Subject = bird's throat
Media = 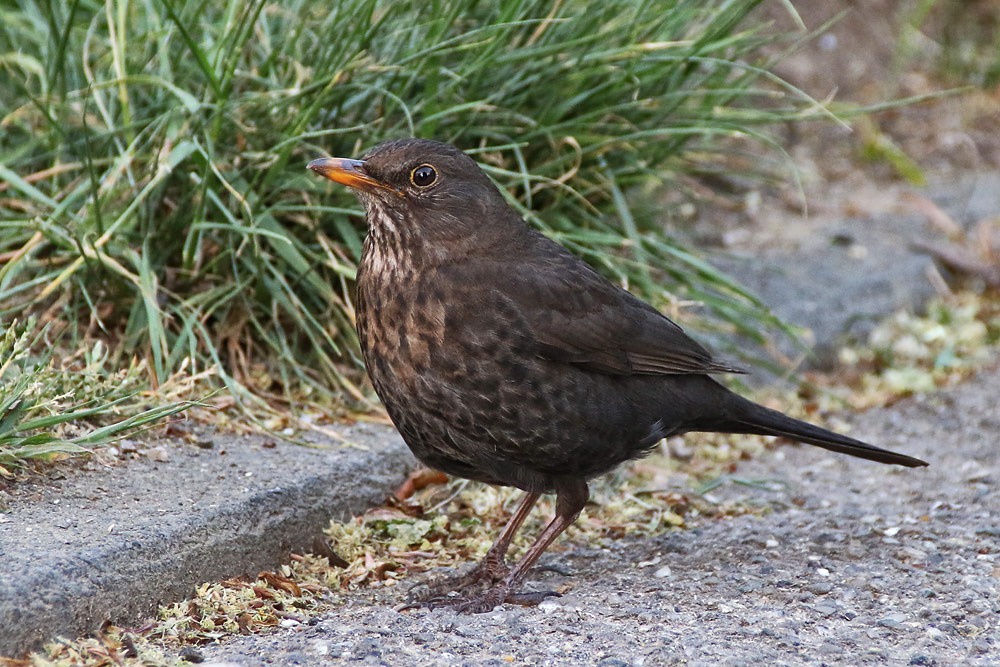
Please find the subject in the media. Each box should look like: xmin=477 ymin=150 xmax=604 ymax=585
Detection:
xmin=361 ymin=204 xmax=412 ymax=279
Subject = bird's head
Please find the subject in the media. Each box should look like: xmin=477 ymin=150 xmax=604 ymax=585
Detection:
xmin=308 ymin=138 xmax=519 ymax=251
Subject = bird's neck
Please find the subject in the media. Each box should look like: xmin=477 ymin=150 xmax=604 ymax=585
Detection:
xmin=359 ymin=205 xmax=417 ymax=285
xmin=359 ymin=202 xmax=526 ymax=284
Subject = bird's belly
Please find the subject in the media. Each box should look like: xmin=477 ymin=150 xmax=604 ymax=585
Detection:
xmin=362 ymin=320 xmax=663 ymax=490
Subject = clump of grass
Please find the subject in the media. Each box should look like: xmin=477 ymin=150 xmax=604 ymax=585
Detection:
xmin=1 ymin=0 xmax=819 ymax=412
xmin=0 ymin=319 xmax=194 ymax=470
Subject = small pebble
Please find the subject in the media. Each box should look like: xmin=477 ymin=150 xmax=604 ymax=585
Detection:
xmin=814 ymin=604 xmax=837 ymax=616
xmin=597 ymin=659 xmax=628 ymax=667
xmin=877 ymin=614 xmax=908 ymax=629
xmin=538 ymin=599 xmax=562 ymax=613
xmin=146 ymin=447 xmax=170 ymax=462
xmin=808 ymin=582 xmax=834 ymax=595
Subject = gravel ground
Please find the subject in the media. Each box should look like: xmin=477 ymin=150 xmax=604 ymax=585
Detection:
xmin=199 ymin=366 xmax=1000 ymax=667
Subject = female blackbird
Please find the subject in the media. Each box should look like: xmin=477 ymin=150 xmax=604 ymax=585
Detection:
xmin=308 ymin=138 xmax=927 ymax=613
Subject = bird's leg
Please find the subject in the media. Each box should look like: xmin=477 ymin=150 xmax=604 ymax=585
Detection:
xmin=476 ymin=490 xmax=542 ymax=580
xmin=402 ymin=491 xmax=540 ymax=606
xmin=420 ymin=479 xmax=590 ymax=613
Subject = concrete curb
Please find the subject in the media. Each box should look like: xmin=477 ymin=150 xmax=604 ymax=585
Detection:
xmin=0 ymin=423 xmax=413 ymax=656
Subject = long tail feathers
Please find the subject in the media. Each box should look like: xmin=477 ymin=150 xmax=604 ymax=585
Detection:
xmin=729 ymin=401 xmax=928 ymax=468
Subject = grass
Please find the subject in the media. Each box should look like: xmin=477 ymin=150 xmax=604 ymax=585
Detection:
xmin=0 ymin=0 xmax=828 ymax=440
xmin=0 ymin=319 xmax=195 ymax=471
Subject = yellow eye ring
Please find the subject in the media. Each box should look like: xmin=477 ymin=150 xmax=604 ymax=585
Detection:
xmin=411 ymin=164 xmax=438 ymax=187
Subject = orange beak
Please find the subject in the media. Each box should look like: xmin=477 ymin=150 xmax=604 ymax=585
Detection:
xmin=307 ymin=157 xmax=394 ymax=193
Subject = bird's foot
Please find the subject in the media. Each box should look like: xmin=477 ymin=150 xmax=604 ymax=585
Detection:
xmin=403 ymin=558 xmax=509 ymax=606
xmin=398 ymin=582 xmax=560 ymax=613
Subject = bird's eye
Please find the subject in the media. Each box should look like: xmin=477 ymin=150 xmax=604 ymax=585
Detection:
xmin=411 ymin=164 xmax=437 ymax=188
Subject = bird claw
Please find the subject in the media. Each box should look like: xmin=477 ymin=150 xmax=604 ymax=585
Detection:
xmin=397 ymin=557 xmax=564 ymax=613
xmin=403 ymin=559 xmax=509 ymax=605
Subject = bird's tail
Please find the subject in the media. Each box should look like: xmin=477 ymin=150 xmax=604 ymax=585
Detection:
xmin=710 ymin=395 xmax=928 ymax=468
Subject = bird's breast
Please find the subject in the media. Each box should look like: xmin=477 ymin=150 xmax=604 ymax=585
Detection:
xmin=355 ymin=257 xmax=447 ymax=389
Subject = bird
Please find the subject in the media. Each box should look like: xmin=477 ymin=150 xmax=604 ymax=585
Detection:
xmin=307 ymin=138 xmax=927 ymax=613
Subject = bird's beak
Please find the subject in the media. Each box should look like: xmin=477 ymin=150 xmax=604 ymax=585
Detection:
xmin=307 ymin=157 xmax=388 ymax=192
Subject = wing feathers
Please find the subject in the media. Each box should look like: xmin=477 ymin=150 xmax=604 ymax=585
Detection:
xmin=493 ymin=233 xmax=741 ymax=377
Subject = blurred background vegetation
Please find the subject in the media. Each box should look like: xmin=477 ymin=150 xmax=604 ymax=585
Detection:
xmin=1 ymin=0 xmax=997 ymax=465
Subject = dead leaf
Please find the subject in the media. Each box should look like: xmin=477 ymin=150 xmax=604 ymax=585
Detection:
xmin=394 ymin=468 xmax=449 ymax=501
xmin=258 ymin=571 xmax=301 ymax=596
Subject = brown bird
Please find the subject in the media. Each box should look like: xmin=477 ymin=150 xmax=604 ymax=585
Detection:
xmin=308 ymin=138 xmax=927 ymax=613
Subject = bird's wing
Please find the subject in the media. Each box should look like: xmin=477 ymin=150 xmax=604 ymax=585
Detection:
xmin=490 ymin=238 xmax=743 ymax=377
